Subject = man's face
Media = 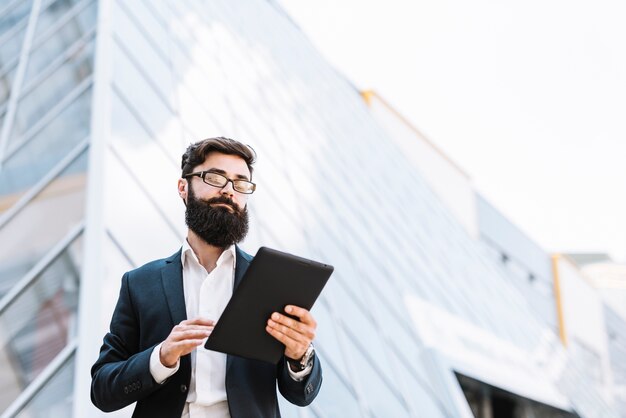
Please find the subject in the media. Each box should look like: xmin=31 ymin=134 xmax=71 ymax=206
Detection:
xmin=179 ymin=152 xmax=252 ymax=248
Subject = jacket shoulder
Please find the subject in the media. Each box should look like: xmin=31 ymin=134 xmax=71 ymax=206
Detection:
xmin=125 ymin=250 xmax=181 ymax=280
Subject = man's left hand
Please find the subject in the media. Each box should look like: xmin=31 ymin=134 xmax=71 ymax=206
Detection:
xmin=266 ymin=305 xmax=316 ymax=361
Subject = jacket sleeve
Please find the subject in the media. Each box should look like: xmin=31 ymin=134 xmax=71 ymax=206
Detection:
xmin=90 ymin=272 xmax=163 ymax=412
xmin=276 ymin=353 xmax=323 ymax=406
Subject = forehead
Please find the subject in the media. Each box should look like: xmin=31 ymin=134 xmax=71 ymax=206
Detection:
xmin=195 ymin=151 xmax=251 ymax=179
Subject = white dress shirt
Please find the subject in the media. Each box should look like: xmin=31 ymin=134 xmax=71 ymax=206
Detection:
xmin=149 ymin=240 xmax=311 ymax=418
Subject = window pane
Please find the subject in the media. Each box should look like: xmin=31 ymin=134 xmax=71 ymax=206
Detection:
xmin=0 ymin=86 xmax=91 ymax=196
xmin=15 ymin=38 xmax=94 ymax=135
xmin=14 ymin=353 xmax=75 ymax=418
xmin=0 ymin=235 xmax=81 ymax=411
xmin=24 ymin=0 xmax=96 ymax=83
xmin=341 ymin=333 xmax=410 ymax=418
xmin=0 ymin=149 xmax=87 ymax=295
xmin=0 ymin=0 xmax=32 ymax=50
xmin=311 ymin=356 xmax=362 ymax=418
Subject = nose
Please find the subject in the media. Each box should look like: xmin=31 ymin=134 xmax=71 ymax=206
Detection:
xmin=220 ymin=179 xmax=235 ymax=197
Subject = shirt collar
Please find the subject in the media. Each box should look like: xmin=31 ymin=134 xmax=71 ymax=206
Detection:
xmin=181 ymin=238 xmax=236 ymax=271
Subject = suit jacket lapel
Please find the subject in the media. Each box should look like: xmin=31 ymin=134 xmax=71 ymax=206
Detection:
xmin=161 ymin=249 xmax=187 ymax=326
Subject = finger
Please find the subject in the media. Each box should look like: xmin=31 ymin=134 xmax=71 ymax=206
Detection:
xmin=270 ymin=313 xmax=314 ymax=339
xmin=176 ymin=325 xmax=215 ymax=332
xmin=284 ymin=305 xmax=316 ymax=327
xmin=171 ymin=329 xmax=213 ymax=341
xmin=175 ymin=339 xmax=207 ymax=355
xmin=172 ymin=324 xmax=214 ymax=337
xmin=185 ymin=317 xmax=216 ymax=326
xmin=267 ymin=318 xmax=312 ymax=344
xmin=266 ymin=324 xmax=306 ymax=348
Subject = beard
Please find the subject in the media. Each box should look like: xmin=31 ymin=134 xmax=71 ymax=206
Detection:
xmin=185 ymin=185 xmax=249 ymax=248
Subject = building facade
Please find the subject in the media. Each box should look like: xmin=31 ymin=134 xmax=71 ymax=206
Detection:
xmin=0 ymin=1 xmax=623 ymax=417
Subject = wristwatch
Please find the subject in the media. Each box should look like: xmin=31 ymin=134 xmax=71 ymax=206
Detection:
xmin=287 ymin=344 xmax=315 ymax=372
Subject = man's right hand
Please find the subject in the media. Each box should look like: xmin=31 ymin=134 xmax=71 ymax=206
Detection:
xmin=160 ymin=317 xmax=215 ymax=367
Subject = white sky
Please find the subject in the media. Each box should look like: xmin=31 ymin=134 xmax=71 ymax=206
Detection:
xmin=280 ymin=0 xmax=626 ymax=263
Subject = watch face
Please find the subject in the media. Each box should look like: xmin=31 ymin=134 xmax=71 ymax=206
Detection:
xmin=302 ymin=345 xmax=315 ymax=366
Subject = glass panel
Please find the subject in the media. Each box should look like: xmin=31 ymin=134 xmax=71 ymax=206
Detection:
xmin=14 ymin=37 xmax=94 ymax=137
xmin=310 ymin=298 xmax=349 ymax=378
xmin=0 ymin=234 xmax=81 ymax=412
xmin=109 ymin=89 xmax=185 ymax=233
xmin=276 ymin=395 xmax=299 ymax=418
xmin=311 ymin=356 xmax=362 ymax=418
xmin=112 ymin=0 xmax=172 ymax=108
xmin=111 ymin=42 xmax=180 ymax=160
xmin=329 ymin=282 xmax=397 ymax=384
xmin=0 ymin=18 xmax=26 ymax=68
xmin=24 ymin=0 xmax=96 ymax=83
xmin=0 ymin=0 xmax=32 ymax=44
xmin=31 ymin=0 xmax=85 ymax=46
xmin=0 ymin=62 xmax=17 ymax=104
xmin=0 ymin=86 xmax=91 ymax=197
xmin=0 ymin=149 xmax=87 ymax=295
xmin=104 ymin=147 xmax=182 ymax=266
xmin=14 ymin=353 xmax=74 ymax=418
xmin=388 ymin=348 xmax=450 ymax=418
xmin=341 ymin=332 xmax=409 ymax=418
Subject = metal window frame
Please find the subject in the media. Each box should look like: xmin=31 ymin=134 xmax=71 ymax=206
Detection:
xmin=0 ymin=0 xmax=42 ymax=168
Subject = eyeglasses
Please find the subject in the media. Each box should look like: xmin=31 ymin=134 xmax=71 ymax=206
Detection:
xmin=184 ymin=171 xmax=256 ymax=194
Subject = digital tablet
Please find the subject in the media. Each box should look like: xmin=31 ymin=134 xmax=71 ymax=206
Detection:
xmin=204 ymin=246 xmax=333 ymax=364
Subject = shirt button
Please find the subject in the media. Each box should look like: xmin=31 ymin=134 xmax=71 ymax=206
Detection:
xmin=180 ymin=384 xmax=188 ymax=393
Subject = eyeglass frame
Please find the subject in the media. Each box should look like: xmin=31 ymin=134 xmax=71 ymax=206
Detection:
xmin=183 ymin=170 xmax=257 ymax=194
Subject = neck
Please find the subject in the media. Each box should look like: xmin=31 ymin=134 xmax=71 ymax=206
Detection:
xmin=186 ymin=230 xmax=229 ymax=273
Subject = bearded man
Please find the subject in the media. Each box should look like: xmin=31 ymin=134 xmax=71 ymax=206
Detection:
xmin=91 ymin=137 xmax=322 ymax=418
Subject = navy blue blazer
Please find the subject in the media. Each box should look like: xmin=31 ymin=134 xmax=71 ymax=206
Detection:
xmin=91 ymin=247 xmax=322 ymax=418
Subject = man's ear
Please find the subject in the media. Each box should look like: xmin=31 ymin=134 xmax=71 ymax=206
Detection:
xmin=178 ymin=178 xmax=188 ymax=205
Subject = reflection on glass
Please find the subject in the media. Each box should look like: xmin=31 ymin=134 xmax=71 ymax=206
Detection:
xmin=24 ymin=0 xmax=96 ymax=83
xmin=16 ymin=38 xmax=94 ymax=134
xmin=0 ymin=63 xmax=17 ymax=104
xmin=0 ymin=150 xmax=86 ymax=295
xmin=0 ymin=87 xmax=91 ymax=196
xmin=310 ymin=298 xmax=349 ymax=378
xmin=341 ymin=333 xmax=409 ymax=418
xmin=388 ymin=347 xmax=449 ymax=418
xmin=14 ymin=354 xmax=74 ymax=418
xmin=329 ymin=280 xmax=395 ymax=383
xmin=0 ymin=235 xmax=81 ymax=412
xmin=311 ymin=356 xmax=362 ymax=418
xmin=0 ymin=13 xmax=28 ymax=65
xmin=31 ymin=0 xmax=87 ymax=47
xmin=277 ymin=395 xmax=299 ymax=418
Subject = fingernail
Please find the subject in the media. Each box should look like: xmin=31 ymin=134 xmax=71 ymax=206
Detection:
xmin=285 ymin=306 xmax=292 ymax=313
xmin=272 ymin=313 xmax=280 ymax=320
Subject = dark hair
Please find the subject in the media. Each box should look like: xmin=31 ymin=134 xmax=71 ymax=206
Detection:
xmin=181 ymin=137 xmax=256 ymax=178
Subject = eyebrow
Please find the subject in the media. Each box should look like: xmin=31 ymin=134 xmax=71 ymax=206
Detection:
xmin=206 ymin=168 xmax=250 ymax=181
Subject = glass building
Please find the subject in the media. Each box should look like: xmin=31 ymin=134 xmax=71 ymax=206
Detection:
xmin=0 ymin=1 xmax=623 ymax=417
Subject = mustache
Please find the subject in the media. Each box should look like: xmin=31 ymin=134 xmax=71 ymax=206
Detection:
xmin=202 ymin=195 xmax=240 ymax=212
